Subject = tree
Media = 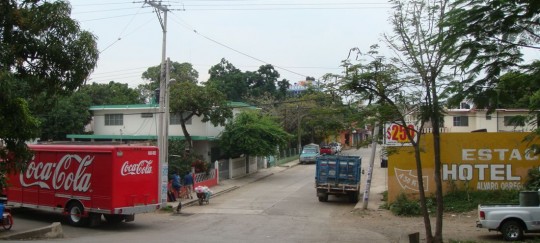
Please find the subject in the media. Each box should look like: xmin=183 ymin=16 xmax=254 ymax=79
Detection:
xmin=385 ymin=1 xmax=458 ymax=241
xmin=206 ymin=58 xmax=249 ymax=101
xmin=0 ymin=1 xmax=98 ymax=183
xmin=139 ymin=61 xmax=199 ymax=102
xmin=343 ymin=0 xmax=458 ymax=241
xmin=454 ymin=61 xmax=540 ymax=111
xmin=206 ymin=59 xmax=290 ymax=102
xmin=79 ymin=82 xmax=143 ymax=105
xmin=445 ymin=0 xmax=539 ymax=90
xmin=248 ymin=64 xmax=279 ymax=97
xmin=445 ymin=0 xmax=540 ymax=156
xmin=218 ymin=110 xmax=292 ymax=158
xmin=38 ymin=92 xmax=92 ymax=141
xmin=169 ymin=81 xmax=233 ymax=153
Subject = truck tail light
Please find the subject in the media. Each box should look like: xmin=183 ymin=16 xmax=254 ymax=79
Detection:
xmin=479 ymin=211 xmax=485 ymax=220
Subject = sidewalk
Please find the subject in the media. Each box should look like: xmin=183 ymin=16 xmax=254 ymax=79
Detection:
xmin=166 ymin=160 xmax=300 ymax=209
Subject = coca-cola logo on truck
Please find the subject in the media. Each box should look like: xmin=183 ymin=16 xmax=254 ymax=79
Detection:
xmin=20 ymin=154 xmax=93 ymax=192
xmin=121 ymin=160 xmax=153 ymax=176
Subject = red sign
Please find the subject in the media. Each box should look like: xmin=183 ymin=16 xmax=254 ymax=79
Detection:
xmin=385 ymin=123 xmax=417 ymax=146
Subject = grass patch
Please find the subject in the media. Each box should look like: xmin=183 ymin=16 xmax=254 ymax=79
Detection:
xmin=383 ymin=189 xmax=520 ymax=216
xmin=159 ymin=205 xmax=175 ymax=213
xmin=444 ymin=190 xmax=519 ymax=212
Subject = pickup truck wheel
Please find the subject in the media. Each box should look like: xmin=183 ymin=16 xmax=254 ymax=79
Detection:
xmin=501 ymin=220 xmax=524 ymax=241
xmin=66 ymin=202 xmax=88 ymax=227
xmin=318 ymin=194 xmax=328 ymax=202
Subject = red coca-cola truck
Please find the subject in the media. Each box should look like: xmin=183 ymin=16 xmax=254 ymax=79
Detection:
xmin=5 ymin=144 xmax=160 ymax=226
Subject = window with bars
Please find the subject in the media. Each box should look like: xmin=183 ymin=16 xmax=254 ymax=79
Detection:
xmin=105 ymin=114 xmax=123 ymax=126
xmin=504 ymin=116 xmax=517 ymax=126
xmin=170 ymin=112 xmax=192 ymax=125
xmin=453 ymin=116 xmax=469 ymax=127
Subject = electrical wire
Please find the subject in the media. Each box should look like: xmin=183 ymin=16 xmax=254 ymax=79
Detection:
xmin=169 ymin=12 xmax=307 ymax=79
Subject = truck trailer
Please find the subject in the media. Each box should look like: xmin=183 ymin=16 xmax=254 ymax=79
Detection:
xmin=315 ymin=155 xmax=361 ymax=203
xmin=5 ymin=144 xmax=160 ymax=226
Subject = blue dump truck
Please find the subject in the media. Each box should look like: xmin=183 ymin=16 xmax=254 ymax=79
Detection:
xmin=315 ymin=155 xmax=362 ymax=203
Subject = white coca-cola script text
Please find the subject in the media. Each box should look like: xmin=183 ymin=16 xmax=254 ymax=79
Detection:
xmin=121 ymin=160 xmax=153 ymax=176
xmin=20 ymin=154 xmax=93 ymax=192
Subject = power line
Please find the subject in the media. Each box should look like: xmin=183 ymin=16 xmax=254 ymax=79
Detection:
xmin=78 ymin=12 xmax=153 ymax=22
xmin=72 ymin=7 xmax=144 ymax=14
xmin=169 ymin=12 xmax=308 ymax=79
xmin=71 ymin=2 xmax=135 ymax=7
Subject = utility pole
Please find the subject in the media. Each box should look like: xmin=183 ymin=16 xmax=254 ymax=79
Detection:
xmin=145 ymin=0 xmax=169 ymax=207
xmin=362 ymin=123 xmax=379 ymax=209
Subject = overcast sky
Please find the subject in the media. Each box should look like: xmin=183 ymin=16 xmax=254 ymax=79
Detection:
xmin=69 ymin=0 xmax=395 ymax=88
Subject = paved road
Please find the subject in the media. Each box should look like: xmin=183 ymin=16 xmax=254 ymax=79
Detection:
xmin=2 ymin=147 xmax=390 ymax=242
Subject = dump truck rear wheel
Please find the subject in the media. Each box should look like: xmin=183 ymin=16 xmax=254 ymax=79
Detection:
xmin=318 ymin=193 xmax=328 ymax=202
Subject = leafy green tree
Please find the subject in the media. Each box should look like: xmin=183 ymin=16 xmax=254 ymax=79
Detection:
xmin=79 ymin=82 xmax=143 ymax=105
xmin=219 ymin=110 xmax=292 ymax=158
xmin=38 ymin=92 xmax=92 ymax=141
xmin=385 ymin=1 xmax=458 ymax=241
xmin=0 ymin=0 xmax=98 ymax=182
xmin=206 ymin=58 xmax=249 ymax=101
xmin=445 ymin=0 xmax=539 ymax=101
xmin=276 ymin=78 xmax=290 ymax=100
xmin=342 ymin=0 xmax=459 ymax=241
xmin=248 ymin=64 xmax=279 ymax=97
xmin=169 ymin=81 xmax=233 ymax=153
xmin=206 ymin=59 xmax=290 ymax=102
xmin=139 ymin=61 xmax=199 ymax=102
xmin=445 ymin=0 xmax=540 ymax=157
xmin=456 ymin=61 xmax=540 ymax=111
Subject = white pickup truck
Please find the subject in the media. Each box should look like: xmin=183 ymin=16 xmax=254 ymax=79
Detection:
xmin=477 ymin=203 xmax=540 ymax=241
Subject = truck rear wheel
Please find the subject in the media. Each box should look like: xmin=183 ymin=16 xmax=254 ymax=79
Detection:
xmin=66 ymin=202 xmax=88 ymax=227
xmin=501 ymin=220 xmax=524 ymax=241
xmin=348 ymin=192 xmax=359 ymax=203
xmin=318 ymin=193 xmax=328 ymax=202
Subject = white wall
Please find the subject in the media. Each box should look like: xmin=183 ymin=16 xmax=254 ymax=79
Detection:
xmin=92 ymin=107 xmax=234 ymax=138
xmin=444 ymin=109 xmax=533 ymax=133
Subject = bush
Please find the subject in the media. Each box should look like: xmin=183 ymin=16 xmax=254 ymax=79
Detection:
xmin=386 ymin=189 xmax=520 ymax=216
xmin=525 ymin=166 xmax=540 ymax=190
xmin=389 ymin=193 xmax=421 ymax=216
xmin=444 ymin=189 xmax=519 ymax=212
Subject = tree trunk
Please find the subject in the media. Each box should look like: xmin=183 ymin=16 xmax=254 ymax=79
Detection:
xmin=179 ymin=113 xmax=193 ymax=155
xmin=413 ymin=142 xmax=434 ymax=242
xmin=431 ymin=78 xmax=444 ymax=243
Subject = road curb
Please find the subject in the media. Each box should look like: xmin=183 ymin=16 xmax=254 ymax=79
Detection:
xmin=0 ymin=222 xmax=63 ymax=240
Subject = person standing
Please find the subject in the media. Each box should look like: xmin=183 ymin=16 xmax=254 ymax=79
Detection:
xmin=183 ymin=172 xmax=194 ymax=199
xmin=172 ymin=172 xmax=181 ymax=200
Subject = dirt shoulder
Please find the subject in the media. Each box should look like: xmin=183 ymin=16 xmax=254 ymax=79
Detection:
xmin=355 ymin=147 xmax=506 ymax=243
xmin=350 ymin=207 xmax=507 ymax=243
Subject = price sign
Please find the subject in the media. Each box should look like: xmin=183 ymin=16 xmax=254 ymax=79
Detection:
xmin=385 ymin=123 xmax=417 ymax=146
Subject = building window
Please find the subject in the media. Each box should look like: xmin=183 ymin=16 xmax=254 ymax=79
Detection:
xmin=141 ymin=113 xmax=153 ymax=118
xmin=486 ymin=115 xmax=491 ymax=120
xmin=453 ymin=116 xmax=469 ymax=127
xmin=105 ymin=114 xmax=123 ymax=126
xmin=504 ymin=116 xmax=519 ymax=126
xmin=170 ymin=112 xmax=192 ymax=125
xmin=460 ymin=103 xmax=471 ymax=109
